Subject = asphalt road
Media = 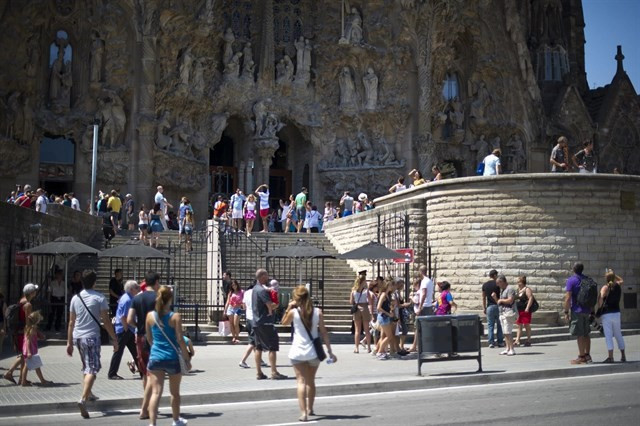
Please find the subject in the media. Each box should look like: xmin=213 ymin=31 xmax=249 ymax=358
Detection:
xmin=1 ymin=372 xmax=638 ymax=425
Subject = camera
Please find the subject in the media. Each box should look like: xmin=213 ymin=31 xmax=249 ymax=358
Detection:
xmin=589 ymin=314 xmax=603 ymax=335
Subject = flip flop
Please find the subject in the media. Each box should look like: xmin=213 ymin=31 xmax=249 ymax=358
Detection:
xmin=3 ymin=374 xmax=16 ymax=385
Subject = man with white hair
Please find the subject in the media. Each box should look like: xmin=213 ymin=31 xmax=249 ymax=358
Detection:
xmin=108 ymin=280 xmax=141 ymax=380
xmin=154 ymin=185 xmax=172 ymax=231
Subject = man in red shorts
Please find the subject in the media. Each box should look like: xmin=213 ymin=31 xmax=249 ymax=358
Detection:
xmin=127 ymin=271 xmax=160 ymax=420
xmin=255 ymin=184 xmax=270 ymax=232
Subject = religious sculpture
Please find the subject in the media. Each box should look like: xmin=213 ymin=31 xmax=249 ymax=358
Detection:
xmin=449 ymin=98 xmax=464 ymax=129
xmin=356 ymin=131 xmax=374 ymax=166
xmin=469 ymin=80 xmax=491 ymax=123
xmin=284 ymin=55 xmax=294 ymax=82
xmin=362 ymin=67 xmax=378 ymax=110
xmin=222 ymin=27 xmax=235 ymax=66
xmin=168 ymin=118 xmax=191 ymax=156
xmin=471 ymin=134 xmax=489 ymax=165
xmin=275 ymin=59 xmax=286 ymax=84
xmin=506 ymin=134 xmax=526 ymax=172
xmin=223 ymin=52 xmax=242 ymax=81
xmin=49 ymin=45 xmax=72 ymax=109
xmin=97 ymin=94 xmax=126 ymax=149
xmin=294 ymin=37 xmax=312 ymax=86
xmin=252 ymin=100 xmax=267 ymax=137
xmin=192 ymin=59 xmax=205 ymax=95
xmin=211 ymin=113 xmax=229 ymax=143
xmin=242 ymin=42 xmax=253 ymax=73
xmin=178 ymin=47 xmax=193 ymax=86
xmin=90 ymin=31 xmax=105 ymax=83
xmin=26 ymin=35 xmax=39 ymax=78
xmin=345 ymin=7 xmax=363 ymax=44
xmin=339 ymin=66 xmax=357 ymax=110
xmin=156 ymin=110 xmax=173 ymax=150
xmin=252 ymin=100 xmax=284 ymax=139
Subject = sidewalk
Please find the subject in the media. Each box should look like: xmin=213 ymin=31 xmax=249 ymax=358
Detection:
xmin=1 ymin=334 xmax=638 ymax=417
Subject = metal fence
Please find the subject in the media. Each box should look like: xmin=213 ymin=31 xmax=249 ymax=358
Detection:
xmin=2 ymin=234 xmax=55 ymax=304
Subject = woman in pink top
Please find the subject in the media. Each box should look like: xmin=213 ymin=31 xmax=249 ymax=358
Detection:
xmin=224 ymin=280 xmax=244 ymax=344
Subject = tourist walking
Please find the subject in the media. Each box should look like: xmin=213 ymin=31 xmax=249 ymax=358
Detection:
xmin=108 ymin=269 xmax=124 ymax=317
xmin=482 ymin=269 xmax=504 ymax=348
xmin=256 ymin=184 xmax=270 ymax=233
xmin=281 ymin=286 xmax=336 ymax=422
xmin=125 ymin=194 xmax=135 ymax=230
xmin=295 ymin=187 xmax=308 ymax=231
xmin=108 ymin=280 xmax=140 ymax=380
xmin=145 ymin=285 xmax=191 ymax=426
xmin=563 ymin=263 xmax=593 ymax=364
xmin=322 ymin=201 xmax=336 ymax=231
xmin=375 ymin=278 xmax=399 ymax=360
xmin=496 ymin=274 xmax=517 ymax=356
xmin=483 ymin=149 xmax=502 ymax=176
xmin=178 ymin=197 xmax=193 ymax=245
xmin=102 ymin=207 xmax=116 ymax=248
xmin=230 ymin=189 xmax=246 ymax=232
xmin=182 ymin=210 xmax=194 ymax=253
xmin=339 ymin=191 xmax=354 ymax=217
xmin=550 ymin=136 xmax=570 ymax=172
xmin=572 ymin=140 xmax=597 ymax=173
xmin=408 ymin=265 xmax=434 ymax=353
xmin=243 ymin=194 xmax=257 ymax=236
xmin=224 ymin=280 xmax=244 ymax=344
xmin=435 ymin=281 xmax=457 ymax=315
xmin=349 ymin=271 xmax=371 ymax=353
xmin=154 ymin=186 xmax=172 ymax=231
xmin=3 ymin=283 xmax=37 ymax=384
xmin=138 ymin=205 xmax=149 ymax=245
xmin=598 ymin=269 xmax=626 ymax=363
xmin=304 ymin=203 xmax=321 ymax=233
xmin=252 ymin=269 xmax=287 ymax=380
xmin=19 ymin=311 xmax=53 ymax=387
xmin=67 ymin=270 xmax=118 ymax=419
xmin=149 ymin=203 xmax=164 ymax=248
xmin=514 ymin=276 xmax=535 ymax=347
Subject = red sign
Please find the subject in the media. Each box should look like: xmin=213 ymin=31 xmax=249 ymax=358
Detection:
xmin=15 ymin=253 xmax=33 ymax=266
xmin=394 ymin=248 xmax=414 ymax=264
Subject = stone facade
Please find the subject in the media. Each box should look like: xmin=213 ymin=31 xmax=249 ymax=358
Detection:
xmin=0 ymin=1 xmax=638 ymax=215
xmin=324 ymin=174 xmax=640 ymax=323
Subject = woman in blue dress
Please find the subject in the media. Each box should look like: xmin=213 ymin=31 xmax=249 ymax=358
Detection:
xmin=149 ymin=203 xmax=164 ymax=248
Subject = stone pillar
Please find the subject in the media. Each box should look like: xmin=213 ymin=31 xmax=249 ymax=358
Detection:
xmin=245 ymin=159 xmax=254 ymax=194
xmin=258 ymin=0 xmax=275 ymax=89
xmin=237 ymin=161 xmax=246 ymax=193
xmin=254 ymin=137 xmax=279 ymax=188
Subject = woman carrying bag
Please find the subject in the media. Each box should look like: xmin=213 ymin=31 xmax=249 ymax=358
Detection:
xmin=282 ymin=286 xmax=336 ymax=422
xmin=145 ymin=286 xmax=192 ymax=426
xmin=597 ymin=269 xmax=626 ymax=363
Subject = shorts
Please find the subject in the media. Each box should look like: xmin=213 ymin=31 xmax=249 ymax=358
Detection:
xmin=254 ymin=324 xmax=279 ymax=352
xmin=342 ymin=210 xmax=352 ymax=217
xmin=148 ymin=358 xmax=181 ymax=375
xmin=246 ymin=319 xmax=256 ymax=346
xmin=377 ymin=313 xmax=391 ymax=326
xmin=245 ymin=210 xmax=256 ymax=220
xmin=291 ymin=358 xmax=321 ymax=367
xmin=226 ymin=306 xmax=243 ymax=316
xmin=499 ymin=312 xmax=516 ymax=335
xmin=415 ymin=306 xmax=434 ymax=329
xmin=516 ymin=310 xmax=532 ymax=325
xmin=76 ymin=336 xmax=102 ymax=375
xmin=353 ymin=304 xmax=371 ymax=323
xmin=260 ymin=208 xmax=269 ymax=218
xmin=296 ymin=207 xmax=306 ymax=221
xmin=184 ymin=226 xmax=193 ymax=236
xmin=570 ymin=311 xmax=591 ymax=337
xmin=138 ymin=224 xmax=148 ymax=231
xmin=136 ymin=335 xmax=150 ymax=376
xmin=232 ymin=209 xmax=243 ymax=219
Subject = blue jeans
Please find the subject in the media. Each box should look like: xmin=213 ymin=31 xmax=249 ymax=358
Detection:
xmin=486 ymin=305 xmax=503 ymax=345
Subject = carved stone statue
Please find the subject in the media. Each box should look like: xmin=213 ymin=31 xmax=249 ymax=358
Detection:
xmin=283 ymin=55 xmax=294 ymax=82
xmin=470 ymin=80 xmax=490 ymax=122
xmin=178 ymin=47 xmax=193 ymax=86
xmin=242 ymin=42 xmax=253 ymax=73
xmin=222 ymin=27 xmax=235 ymax=66
xmin=275 ymin=59 xmax=286 ymax=84
xmin=362 ymin=67 xmax=378 ymax=110
xmin=295 ymin=37 xmax=304 ymax=72
xmin=263 ymin=113 xmax=284 ymax=139
xmin=356 ymin=131 xmax=374 ymax=166
xmin=168 ymin=119 xmax=191 ymax=156
xmin=211 ymin=113 xmax=229 ymax=143
xmin=449 ymin=98 xmax=464 ymax=129
xmin=345 ymin=7 xmax=363 ymax=44
xmin=156 ymin=110 xmax=173 ymax=150
xmin=90 ymin=31 xmax=105 ymax=83
xmin=252 ymin=100 xmax=267 ymax=137
xmin=26 ymin=35 xmax=39 ymax=78
xmin=339 ymin=66 xmax=357 ymax=110
xmin=192 ymin=59 xmax=205 ymax=95
xmin=294 ymin=37 xmax=312 ymax=86
xmin=506 ymin=133 xmax=526 ymax=172
xmin=472 ymin=134 xmax=489 ymax=165
xmin=223 ymin=52 xmax=242 ymax=81
xmin=49 ymin=47 xmax=65 ymax=105
xmin=491 ymin=136 xmax=501 ymax=151
xmin=97 ymin=94 xmax=126 ymax=149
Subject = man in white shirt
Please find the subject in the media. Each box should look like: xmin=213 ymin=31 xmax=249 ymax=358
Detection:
xmin=229 ymin=189 xmax=246 ymax=232
xmin=483 ymin=149 xmax=502 ymax=176
xmin=409 ymin=265 xmax=434 ymax=353
xmin=35 ymin=188 xmax=47 ymax=214
xmin=255 ymin=184 xmax=270 ymax=233
xmin=70 ymin=192 xmax=81 ymax=211
xmin=154 ymin=185 xmax=172 ymax=230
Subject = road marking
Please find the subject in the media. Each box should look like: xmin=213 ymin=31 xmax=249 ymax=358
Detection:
xmin=4 ymin=371 xmax=638 ymax=421
xmin=260 ymin=422 xmax=317 ymax=426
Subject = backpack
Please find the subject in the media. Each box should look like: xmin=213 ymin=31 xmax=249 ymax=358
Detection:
xmin=476 ymin=162 xmax=485 ymax=175
xmin=576 ymin=276 xmax=598 ymax=309
xmin=5 ymin=302 xmax=25 ymax=335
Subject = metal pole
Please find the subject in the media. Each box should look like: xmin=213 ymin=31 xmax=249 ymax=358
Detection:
xmin=404 ymin=214 xmax=410 ymax=298
xmin=90 ymin=122 xmax=99 ymax=215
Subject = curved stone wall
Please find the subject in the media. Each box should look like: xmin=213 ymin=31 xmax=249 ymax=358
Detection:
xmin=326 ymin=173 xmax=640 ymax=323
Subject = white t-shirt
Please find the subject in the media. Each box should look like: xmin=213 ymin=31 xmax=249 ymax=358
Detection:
xmin=257 ymin=190 xmax=270 ymax=210
xmin=483 ymin=154 xmax=501 ymax=176
xmin=71 ymin=197 xmax=80 ymax=211
xmin=154 ymin=191 xmax=165 ymax=211
xmin=305 ymin=210 xmax=320 ymax=229
xmin=36 ymin=195 xmax=47 ymax=213
xmin=70 ymin=289 xmax=109 ymax=339
xmin=420 ymin=277 xmax=434 ymax=308
xmin=243 ymin=288 xmax=254 ymax=321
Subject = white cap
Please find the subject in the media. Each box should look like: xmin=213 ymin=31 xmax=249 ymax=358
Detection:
xmin=23 ymin=283 xmax=39 ymax=294
xmin=358 ymin=193 xmax=368 ymax=202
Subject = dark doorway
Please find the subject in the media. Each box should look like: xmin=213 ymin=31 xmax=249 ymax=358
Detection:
xmin=210 ymin=134 xmax=234 ymax=167
xmin=269 ymin=140 xmax=291 ymax=207
xmin=39 ymin=136 xmax=75 ymax=196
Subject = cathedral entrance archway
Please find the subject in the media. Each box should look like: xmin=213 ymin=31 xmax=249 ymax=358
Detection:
xmin=39 ymin=135 xmax=75 ymax=196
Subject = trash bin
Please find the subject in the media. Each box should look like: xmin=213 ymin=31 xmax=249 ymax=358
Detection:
xmin=416 ymin=314 xmax=482 ymax=375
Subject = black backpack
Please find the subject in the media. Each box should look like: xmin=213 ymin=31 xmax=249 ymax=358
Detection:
xmin=5 ymin=302 xmax=25 ymax=335
xmin=576 ymin=276 xmax=598 ymax=309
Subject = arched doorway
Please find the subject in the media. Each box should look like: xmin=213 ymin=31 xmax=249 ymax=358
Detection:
xmin=269 ymin=140 xmax=292 ymax=205
xmin=209 ymin=116 xmax=246 ymax=200
xmin=39 ymin=135 xmax=75 ymax=196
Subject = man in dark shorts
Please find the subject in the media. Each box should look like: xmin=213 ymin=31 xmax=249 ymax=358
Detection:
xmin=252 ymin=269 xmax=287 ymax=380
xmin=127 ymin=271 xmax=160 ymax=420
xmin=564 ymin=263 xmax=592 ymax=364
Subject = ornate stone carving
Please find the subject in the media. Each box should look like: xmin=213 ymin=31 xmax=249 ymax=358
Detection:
xmin=153 ymin=149 xmax=207 ymax=190
xmin=294 ymin=37 xmax=312 ymax=87
xmin=339 ymin=66 xmax=358 ymax=110
xmin=344 ymin=7 xmax=363 ymax=45
xmin=223 ymin=52 xmax=242 ymax=81
xmin=320 ymin=126 xmax=403 ymax=170
xmin=469 ymin=134 xmax=489 ymax=165
xmin=90 ymin=31 xmax=105 ymax=83
xmin=251 ymin=100 xmax=284 ymax=139
xmin=97 ymin=93 xmax=126 ymax=149
xmin=469 ymin=80 xmax=490 ymax=125
xmin=178 ymin=47 xmax=193 ymax=86
xmin=362 ymin=67 xmax=378 ymax=111
xmin=49 ymin=42 xmax=72 ymax=110
xmin=96 ymin=151 xmax=129 ymax=184
xmin=506 ymin=133 xmax=526 ymax=172
xmin=192 ymin=58 xmax=205 ymax=95
xmin=222 ymin=27 xmax=234 ymax=66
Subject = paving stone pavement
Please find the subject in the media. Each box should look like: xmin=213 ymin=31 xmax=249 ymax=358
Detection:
xmin=0 ymin=334 xmax=638 ymax=415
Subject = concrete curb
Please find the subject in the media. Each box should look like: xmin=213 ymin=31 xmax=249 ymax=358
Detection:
xmin=2 ymin=362 xmax=638 ymax=418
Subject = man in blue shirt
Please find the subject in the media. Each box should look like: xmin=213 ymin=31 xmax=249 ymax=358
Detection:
xmin=563 ymin=263 xmax=591 ymax=365
xmin=178 ymin=197 xmax=193 ymax=244
xmin=108 ymin=280 xmax=141 ymax=379
xmin=229 ymin=189 xmax=246 ymax=232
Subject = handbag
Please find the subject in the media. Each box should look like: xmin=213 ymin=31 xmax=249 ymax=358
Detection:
xmin=350 ymin=290 xmax=364 ymax=314
xmin=595 ymin=286 xmax=609 ymax=318
xmin=153 ymin=312 xmax=189 ymax=374
xmin=297 ymin=308 xmax=326 ymax=361
xmin=77 ymin=293 xmax=109 ymax=342
xmin=26 ymin=354 xmax=43 ymax=370
xmin=218 ymin=320 xmax=231 ymax=336
xmin=530 ymin=298 xmax=539 ymax=313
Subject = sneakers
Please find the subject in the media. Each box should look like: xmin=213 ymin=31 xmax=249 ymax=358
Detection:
xmin=507 ymin=350 xmax=516 ymax=356
xmin=377 ymin=353 xmax=390 ymax=360
xmin=500 ymin=350 xmax=509 ymax=355
xmin=260 ymin=361 xmax=269 ymax=367
xmin=172 ymin=417 xmax=188 ymax=426
xmin=77 ymin=400 xmax=90 ymax=419
xmin=488 ymin=343 xmax=495 ymax=348
xmin=238 ymin=362 xmax=250 ymax=369
xmin=397 ymin=349 xmax=410 ymax=356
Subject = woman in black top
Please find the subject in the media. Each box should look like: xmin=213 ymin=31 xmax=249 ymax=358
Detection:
xmin=597 ymin=270 xmax=626 ymax=363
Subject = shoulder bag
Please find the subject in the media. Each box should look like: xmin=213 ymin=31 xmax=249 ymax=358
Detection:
xmin=77 ymin=293 xmax=109 ymax=342
xmin=153 ymin=312 xmax=189 ymax=374
xmin=350 ymin=290 xmax=364 ymax=314
xmin=595 ymin=286 xmax=609 ymax=318
xmin=297 ymin=308 xmax=326 ymax=361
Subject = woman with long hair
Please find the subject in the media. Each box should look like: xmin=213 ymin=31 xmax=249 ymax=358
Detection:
xmin=244 ymin=194 xmax=257 ymax=236
xmin=3 ymin=283 xmax=37 ymax=385
xmin=281 ymin=286 xmax=336 ymax=422
xmin=138 ymin=204 xmax=149 ymax=245
xmin=514 ymin=276 xmax=534 ymax=347
xmin=224 ymin=280 xmax=244 ymax=344
xmin=284 ymin=194 xmax=297 ymax=233
xmin=19 ymin=311 xmax=52 ymax=386
xmin=349 ymin=273 xmax=371 ymax=353
xmin=375 ymin=278 xmax=400 ymax=360
xmin=182 ymin=210 xmax=194 ymax=253
xmin=598 ymin=270 xmax=626 ymax=363
xmin=149 ymin=203 xmax=164 ymax=248
xmin=145 ymin=285 xmax=191 ymax=426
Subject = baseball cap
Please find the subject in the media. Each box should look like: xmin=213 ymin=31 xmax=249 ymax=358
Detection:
xmin=23 ymin=283 xmax=39 ymax=294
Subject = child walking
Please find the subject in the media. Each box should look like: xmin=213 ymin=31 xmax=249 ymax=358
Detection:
xmin=20 ymin=311 xmax=53 ymax=386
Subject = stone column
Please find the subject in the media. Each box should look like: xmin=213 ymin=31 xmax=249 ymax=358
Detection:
xmin=245 ymin=159 xmax=254 ymax=194
xmin=237 ymin=160 xmax=246 ymax=193
xmin=254 ymin=137 xmax=279 ymax=187
xmin=258 ymin=0 xmax=275 ymax=89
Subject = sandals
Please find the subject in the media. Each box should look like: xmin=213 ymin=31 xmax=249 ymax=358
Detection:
xmin=271 ymin=372 xmax=288 ymax=380
xmin=256 ymin=373 xmax=268 ymax=380
xmin=570 ymin=356 xmax=586 ymax=365
xmin=3 ymin=373 xmax=16 ymax=385
xmin=602 ymin=357 xmax=613 ymax=364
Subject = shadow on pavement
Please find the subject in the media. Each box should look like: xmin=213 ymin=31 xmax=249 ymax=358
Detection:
xmin=511 ymin=352 xmax=545 ymax=356
xmin=183 ymin=412 xmax=223 ymax=419
xmin=312 ymin=414 xmax=370 ymax=421
xmin=427 ymin=370 xmax=505 ymax=377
